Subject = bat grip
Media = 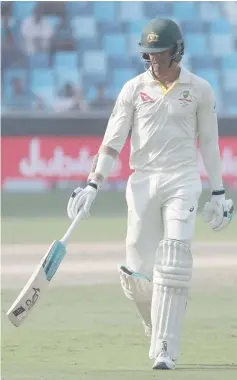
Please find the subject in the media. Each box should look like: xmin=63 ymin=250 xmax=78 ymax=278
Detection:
xmin=60 ymin=211 xmax=84 ymax=246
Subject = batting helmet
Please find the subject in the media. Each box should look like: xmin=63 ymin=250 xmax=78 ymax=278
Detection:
xmin=139 ymin=18 xmax=184 ymax=64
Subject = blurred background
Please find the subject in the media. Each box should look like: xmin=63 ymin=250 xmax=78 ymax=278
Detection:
xmin=1 ymin=1 xmax=237 ymax=114
xmin=1 ymin=3 xmax=237 ymax=378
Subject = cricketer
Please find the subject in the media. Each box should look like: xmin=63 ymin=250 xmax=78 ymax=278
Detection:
xmin=67 ymin=19 xmax=234 ymax=370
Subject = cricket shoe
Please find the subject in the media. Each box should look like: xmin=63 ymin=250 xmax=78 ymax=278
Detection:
xmin=152 ymin=353 xmax=175 ymax=370
xmin=152 ymin=342 xmax=175 ymax=370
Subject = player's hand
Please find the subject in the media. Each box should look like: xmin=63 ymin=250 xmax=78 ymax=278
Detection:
xmin=202 ymin=193 xmax=234 ymax=231
xmin=67 ymin=182 xmax=98 ymax=220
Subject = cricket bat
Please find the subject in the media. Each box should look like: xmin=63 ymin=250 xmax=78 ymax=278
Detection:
xmin=6 ymin=211 xmax=84 ymax=327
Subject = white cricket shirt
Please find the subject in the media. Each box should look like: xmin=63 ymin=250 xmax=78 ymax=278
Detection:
xmin=101 ymin=66 xmax=223 ymax=190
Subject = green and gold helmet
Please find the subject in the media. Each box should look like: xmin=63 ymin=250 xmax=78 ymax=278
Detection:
xmin=139 ymin=18 xmax=184 ymax=63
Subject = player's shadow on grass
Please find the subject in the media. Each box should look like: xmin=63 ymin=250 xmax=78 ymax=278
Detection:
xmin=178 ymin=364 xmax=237 ymax=371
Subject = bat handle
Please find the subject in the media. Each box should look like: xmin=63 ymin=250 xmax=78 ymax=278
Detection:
xmin=60 ymin=211 xmax=84 ymax=246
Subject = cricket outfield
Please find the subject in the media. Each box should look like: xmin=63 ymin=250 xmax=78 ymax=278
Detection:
xmin=1 ymin=191 xmax=237 ymax=379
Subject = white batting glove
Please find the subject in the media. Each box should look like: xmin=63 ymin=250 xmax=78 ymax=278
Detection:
xmin=67 ymin=182 xmax=98 ymax=220
xmin=202 ymin=191 xmax=234 ymax=232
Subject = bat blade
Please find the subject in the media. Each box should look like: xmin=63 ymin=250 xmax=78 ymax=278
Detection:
xmin=6 ymin=240 xmax=66 ymax=327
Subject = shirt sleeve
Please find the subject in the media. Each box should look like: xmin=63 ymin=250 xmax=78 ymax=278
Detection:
xmin=101 ymin=81 xmax=134 ymax=154
xmin=197 ymin=81 xmax=223 ymax=190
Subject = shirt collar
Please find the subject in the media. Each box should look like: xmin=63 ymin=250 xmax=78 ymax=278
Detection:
xmin=144 ymin=65 xmax=191 ymax=84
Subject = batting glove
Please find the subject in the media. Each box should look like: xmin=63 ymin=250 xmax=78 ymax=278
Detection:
xmin=67 ymin=182 xmax=98 ymax=220
xmin=202 ymin=190 xmax=234 ymax=232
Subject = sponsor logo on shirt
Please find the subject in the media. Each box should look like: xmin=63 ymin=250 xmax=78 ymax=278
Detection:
xmin=140 ymin=92 xmax=154 ymax=103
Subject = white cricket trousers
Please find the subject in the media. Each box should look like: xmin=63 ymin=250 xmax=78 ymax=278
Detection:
xmin=125 ymin=170 xmax=202 ymax=279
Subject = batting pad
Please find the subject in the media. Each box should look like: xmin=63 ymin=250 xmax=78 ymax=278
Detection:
xmin=150 ymin=240 xmax=192 ymax=360
xmin=119 ymin=265 xmax=153 ymax=336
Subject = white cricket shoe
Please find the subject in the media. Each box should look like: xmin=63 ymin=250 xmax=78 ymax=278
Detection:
xmin=152 ymin=348 xmax=175 ymax=370
xmin=152 ymin=340 xmax=175 ymax=370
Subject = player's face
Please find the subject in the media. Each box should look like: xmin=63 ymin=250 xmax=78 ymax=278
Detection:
xmin=148 ymin=49 xmax=172 ymax=71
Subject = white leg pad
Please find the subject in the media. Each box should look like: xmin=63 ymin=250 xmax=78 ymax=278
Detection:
xmin=119 ymin=265 xmax=153 ymax=336
xmin=149 ymin=240 xmax=192 ymax=360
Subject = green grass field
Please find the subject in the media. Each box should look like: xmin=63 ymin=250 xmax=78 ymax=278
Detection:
xmin=2 ymin=190 xmax=237 ymax=379
xmin=1 ymin=190 xmax=237 ymax=243
xmin=2 ymin=189 xmax=237 ymax=219
xmin=1 ymin=214 xmax=237 ymax=244
xmin=2 ymin=286 xmax=237 ymax=380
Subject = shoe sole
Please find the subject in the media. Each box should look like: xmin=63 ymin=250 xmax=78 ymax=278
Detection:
xmin=153 ymin=362 xmax=174 ymax=370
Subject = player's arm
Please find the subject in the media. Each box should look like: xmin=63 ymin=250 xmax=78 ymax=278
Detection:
xmin=88 ymin=82 xmax=134 ymax=187
xmin=197 ymin=83 xmax=234 ymax=231
xmin=197 ymin=82 xmax=223 ymax=192
xmin=67 ymin=82 xmax=134 ymax=220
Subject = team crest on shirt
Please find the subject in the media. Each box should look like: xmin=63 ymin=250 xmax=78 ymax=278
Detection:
xmin=178 ymin=90 xmax=192 ymax=107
